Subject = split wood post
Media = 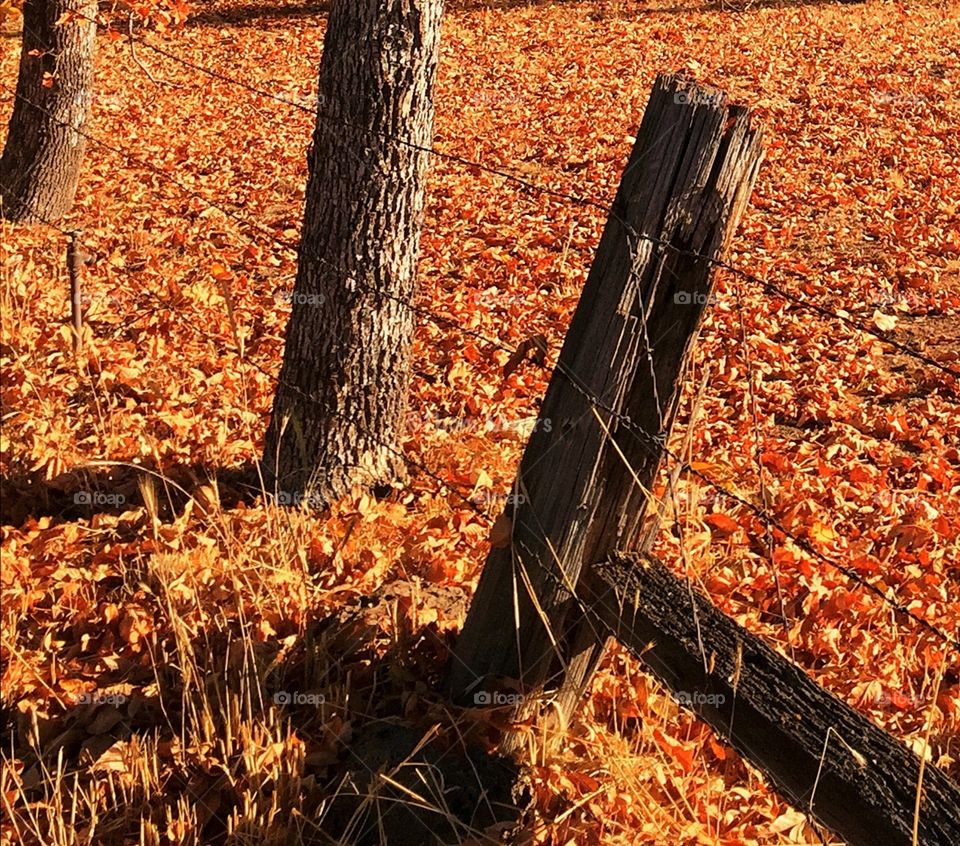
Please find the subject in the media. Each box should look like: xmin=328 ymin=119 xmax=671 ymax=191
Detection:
xmin=448 ymin=74 xmax=764 ymax=754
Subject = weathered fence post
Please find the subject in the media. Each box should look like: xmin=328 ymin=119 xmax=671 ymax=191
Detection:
xmin=449 ymin=74 xmax=764 ymax=753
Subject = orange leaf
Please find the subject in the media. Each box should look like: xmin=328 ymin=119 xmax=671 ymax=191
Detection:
xmin=760 ymin=451 xmax=791 ymax=473
xmin=809 ymin=521 xmax=838 ymax=544
xmin=210 ymin=262 xmax=232 ymax=282
xmin=705 ymin=513 xmax=739 ymax=537
xmin=652 ymin=728 xmax=696 ymax=773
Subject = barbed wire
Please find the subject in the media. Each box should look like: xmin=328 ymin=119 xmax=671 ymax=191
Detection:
xmin=5 ymin=27 xmax=957 ymax=846
xmin=76 ymin=9 xmax=960 ymax=381
xmin=61 ymin=8 xmax=615 ymax=214
xmin=0 ymin=81 xmax=544 ymax=364
xmin=5 ymin=66 xmax=958 ymax=382
xmin=3 ymin=75 xmax=959 ymax=654
xmin=13 ymin=203 xmax=957 ymax=656
xmin=247 ymin=306 xmax=960 ymax=654
xmin=708 ymin=256 xmax=960 ymax=381
xmin=547 ymin=357 xmax=960 ymax=653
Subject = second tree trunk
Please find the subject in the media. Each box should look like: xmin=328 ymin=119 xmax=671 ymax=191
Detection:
xmin=262 ymin=0 xmax=443 ymax=504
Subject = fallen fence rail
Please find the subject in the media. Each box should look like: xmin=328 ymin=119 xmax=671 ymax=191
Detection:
xmin=588 ymin=552 xmax=960 ymax=846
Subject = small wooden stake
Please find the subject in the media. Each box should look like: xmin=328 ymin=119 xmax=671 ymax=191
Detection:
xmin=67 ymin=229 xmax=83 ymax=356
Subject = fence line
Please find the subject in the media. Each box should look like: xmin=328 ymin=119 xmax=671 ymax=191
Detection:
xmin=64 ymin=8 xmax=616 ymax=214
xmin=3 ymin=76 xmax=959 ymax=654
xmin=6 ymin=24 xmax=958 ymax=384
xmin=9 ymin=180 xmax=957 ymax=658
xmin=91 ymin=11 xmax=960 ymax=380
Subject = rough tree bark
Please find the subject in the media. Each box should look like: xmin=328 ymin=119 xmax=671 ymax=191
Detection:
xmin=262 ymin=0 xmax=444 ymax=505
xmin=0 ymin=0 xmax=97 ymax=223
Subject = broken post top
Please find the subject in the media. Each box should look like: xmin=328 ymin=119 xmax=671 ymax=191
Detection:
xmin=610 ymin=73 xmax=763 ymax=262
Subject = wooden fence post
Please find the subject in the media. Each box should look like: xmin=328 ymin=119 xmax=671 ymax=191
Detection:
xmin=67 ymin=229 xmax=84 ymax=356
xmin=448 ymin=74 xmax=764 ymax=753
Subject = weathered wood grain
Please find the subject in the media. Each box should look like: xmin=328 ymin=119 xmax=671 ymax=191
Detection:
xmin=588 ymin=553 xmax=960 ymax=846
xmin=449 ymin=74 xmax=764 ymax=754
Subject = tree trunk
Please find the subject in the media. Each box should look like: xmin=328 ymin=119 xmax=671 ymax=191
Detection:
xmin=262 ymin=0 xmax=444 ymax=505
xmin=0 ymin=0 xmax=97 ymax=223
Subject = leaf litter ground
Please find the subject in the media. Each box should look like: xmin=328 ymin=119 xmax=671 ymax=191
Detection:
xmin=1 ymin=1 xmax=959 ymax=844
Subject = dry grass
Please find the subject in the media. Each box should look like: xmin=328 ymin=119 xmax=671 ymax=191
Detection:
xmin=3 ymin=0 xmax=959 ymax=843
xmin=0 ymin=451 xmax=848 ymax=845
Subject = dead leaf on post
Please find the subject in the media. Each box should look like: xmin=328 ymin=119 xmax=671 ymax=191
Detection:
xmin=489 ymin=512 xmax=513 ymax=548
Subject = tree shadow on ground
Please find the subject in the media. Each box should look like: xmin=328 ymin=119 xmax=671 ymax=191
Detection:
xmin=0 ymin=453 xmax=420 ymax=530
xmin=186 ymin=0 xmax=330 ymax=28
xmin=1 ymin=580 xmax=524 ymax=845
xmin=0 ymin=460 xmax=265 ymax=528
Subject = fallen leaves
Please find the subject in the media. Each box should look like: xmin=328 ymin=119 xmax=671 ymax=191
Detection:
xmin=2 ymin=1 xmax=960 ymax=844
